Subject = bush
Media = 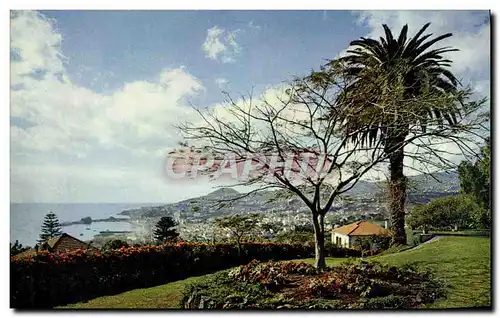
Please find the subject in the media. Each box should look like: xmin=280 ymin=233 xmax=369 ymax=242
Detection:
xmin=101 ymin=239 xmax=129 ymax=250
xmin=180 ymin=260 xmax=444 ymax=309
xmin=10 ymin=241 xmax=362 ymax=308
xmin=10 ymin=240 xmax=30 ymax=257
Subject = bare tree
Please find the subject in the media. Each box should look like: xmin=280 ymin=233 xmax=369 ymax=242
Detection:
xmin=175 ymin=69 xmax=420 ymax=268
xmin=174 ymin=59 xmax=487 ymax=267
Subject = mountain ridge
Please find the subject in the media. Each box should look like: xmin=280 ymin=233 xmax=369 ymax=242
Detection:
xmin=119 ymin=170 xmax=460 ymax=219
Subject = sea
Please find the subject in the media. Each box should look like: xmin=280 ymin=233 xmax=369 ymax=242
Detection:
xmin=10 ymin=203 xmax=159 ymax=247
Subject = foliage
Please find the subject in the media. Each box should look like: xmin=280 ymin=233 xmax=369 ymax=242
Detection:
xmin=101 ymin=239 xmax=129 ymax=250
xmin=181 ymin=270 xmax=269 ymax=309
xmin=153 ymin=216 xmax=179 ymax=243
xmin=10 ymin=241 xmax=363 ymax=308
xmin=259 ymin=221 xmax=282 ymax=240
xmin=369 ymin=235 xmax=392 ymax=250
xmin=306 ymin=23 xmax=487 ymax=246
xmin=180 ymin=259 xmax=444 ymax=309
xmin=62 ymin=236 xmax=490 ymax=309
xmin=38 ymin=211 xmax=63 ymax=244
xmin=468 ymin=205 xmax=491 ymax=230
xmin=458 ymin=139 xmax=491 ymax=228
xmin=276 ymin=231 xmax=313 ymax=244
xmin=407 ymin=195 xmax=484 ymax=231
xmin=227 ymin=260 xmax=320 ymax=291
xmin=215 ymin=214 xmax=261 ymax=254
xmin=275 ymin=223 xmax=315 ymax=244
xmin=178 ymin=56 xmax=399 ymax=268
xmin=353 ymin=235 xmax=391 ymax=252
xmin=10 ymin=240 xmax=30 ymax=256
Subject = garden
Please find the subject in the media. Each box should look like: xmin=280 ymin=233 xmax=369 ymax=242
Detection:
xmin=10 ymin=241 xmax=371 ymax=308
xmin=61 ymin=236 xmax=490 ymax=309
xmin=181 ymin=259 xmax=444 ymax=309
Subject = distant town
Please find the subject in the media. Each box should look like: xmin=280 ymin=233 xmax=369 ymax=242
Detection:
xmin=82 ymin=170 xmax=460 ymax=246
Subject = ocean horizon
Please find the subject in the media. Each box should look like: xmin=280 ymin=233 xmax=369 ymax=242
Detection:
xmin=10 ymin=202 xmax=163 ymax=247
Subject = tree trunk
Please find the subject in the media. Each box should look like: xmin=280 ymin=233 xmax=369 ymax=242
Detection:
xmin=312 ymin=213 xmax=326 ymax=269
xmin=236 ymin=238 xmax=242 ymax=257
xmin=388 ymin=145 xmax=407 ymax=245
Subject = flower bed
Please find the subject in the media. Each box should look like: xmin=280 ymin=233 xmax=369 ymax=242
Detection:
xmin=181 ymin=260 xmax=444 ymax=309
xmin=10 ymin=242 xmax=366 ymax=308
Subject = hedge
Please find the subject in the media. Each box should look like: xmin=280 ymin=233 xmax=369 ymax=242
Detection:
xmin=10 ymin=241 xmax=369 ymax=308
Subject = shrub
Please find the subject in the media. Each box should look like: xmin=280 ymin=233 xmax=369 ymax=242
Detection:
xmin=180 ymin=259 xmax=444 ymax=309
xmin=10 ymin=240 xmax=30 ymax=257
xmin=10 ymin=241 xmax=361 ymax=308
xmin=228 ymin=260 xmax=319 ymax=291
xmin=101 ymin=239 xmax=129 ymax=250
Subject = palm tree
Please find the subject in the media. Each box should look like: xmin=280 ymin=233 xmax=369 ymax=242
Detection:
xmin=335 ymin=23 xmax=462 ymax=245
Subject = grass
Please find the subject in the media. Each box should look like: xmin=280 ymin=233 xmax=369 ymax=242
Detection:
xmin=61 ymin=236 xmax=490 ymax=309
xmin=376 ymin=236 xmax=491 ymax=308
xmin=427 ymin=229 xmax=490 ymax=237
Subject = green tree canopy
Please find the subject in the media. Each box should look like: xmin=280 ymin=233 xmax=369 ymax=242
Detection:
xmin=459 ymin=138 xmax=490 ymax=210
xmin=215 ymin=213 xmax=261 ymax=255
xmin=303 ymin=23 xmax=482 ymax=246
xmin=102 ymin=239 xmax=129 ymax=250
xmin=10 ymin=240 xmax=31 ymax=256
xmin=153 ymin=216 xmax=179 ymax=243
xmin=408 ymin=195 xmax=481 ymax=231
xmin=38 ymin=211 xmax=63 ymax=244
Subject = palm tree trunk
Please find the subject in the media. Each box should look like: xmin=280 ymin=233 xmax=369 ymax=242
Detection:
xmin=388 ymin=144 xmax=407 ymax=245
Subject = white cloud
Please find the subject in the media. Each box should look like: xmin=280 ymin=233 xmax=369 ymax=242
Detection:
xmin=10 ymin=11 xmax=490 ymax=202
xmin=214 ymin=77 xmax=229 ymax=89
xmin=202 ymin=26 xmax=241 ymax=63
xmin=10 ymin=11 xmax=67 ymax=86
xmin=10 ymin=163 xmax=215 ymax=203
xmin=353 ymin=11 xmax=490 ymax=82
xmin=10 ymin=11 xmax=208 ymax=202
xmin=349 ymin=11 xmax=490 ymax=175
xmin=10 ymin=10 xmax=204 ymax=158
xmin=11 ymin=66 xmax=204 ymax=157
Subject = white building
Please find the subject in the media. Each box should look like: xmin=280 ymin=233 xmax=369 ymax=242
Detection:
xmin=331 ymin=221 xmax=390 ymax=248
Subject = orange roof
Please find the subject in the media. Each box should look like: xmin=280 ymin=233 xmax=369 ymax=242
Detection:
xmin=12 ymin=233 xmax=94 ymax=259
xmin=13 ymin=248 xmax=38 ymax=259
xmin=332 ymin=221 xmax=390 ymax=236
xmin=47 ymin=233 xmax=92 ymax=251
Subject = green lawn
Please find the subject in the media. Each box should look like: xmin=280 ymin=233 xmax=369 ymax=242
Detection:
xmin=61 ymin=236 xmax=490 ymax=309
xmin=427 ymin=229 xmax=490 ymax=236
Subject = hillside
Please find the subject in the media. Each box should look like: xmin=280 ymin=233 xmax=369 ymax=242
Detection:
xmin=119 ymin=170 xmax=460 ymax=220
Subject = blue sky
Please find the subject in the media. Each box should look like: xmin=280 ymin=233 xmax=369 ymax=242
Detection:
xmin=10 ymin=10 xmax=490 ymax=203
xmin=39 ymin=10 xmax=364 ymax=102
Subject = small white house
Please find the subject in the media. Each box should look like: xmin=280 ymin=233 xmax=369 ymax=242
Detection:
xmin=331 ymin=221 xmax=390 ymax=248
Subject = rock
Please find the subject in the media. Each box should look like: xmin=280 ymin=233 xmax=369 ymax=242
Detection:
xmin=198 ymin=296 xmax=206 ymax=309
xmin=185 ymin=293 xmax=196 ymax=309
xmin=223 ymin=295 xmax=248 ymax=309
xmin=81 ymin=217 xmax=92 ymax=224
xmin=183 ymin=289 xmax=218 ymax=309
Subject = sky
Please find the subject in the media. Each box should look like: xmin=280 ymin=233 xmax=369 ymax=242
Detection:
xmin=10 ymin=10 xmax=490 ymax=203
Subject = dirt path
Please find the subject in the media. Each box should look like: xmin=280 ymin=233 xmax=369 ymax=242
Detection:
xmin=407 ymin=235 xmax=443 ymax=251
